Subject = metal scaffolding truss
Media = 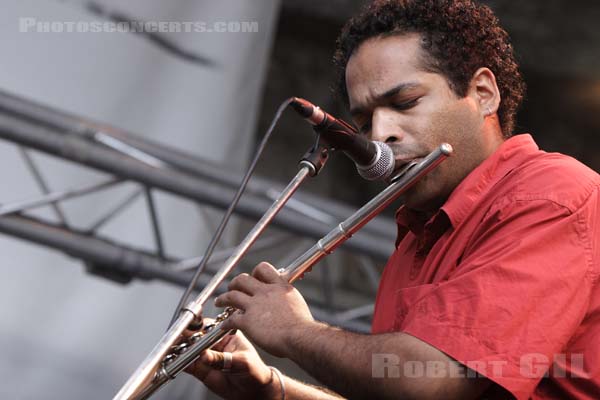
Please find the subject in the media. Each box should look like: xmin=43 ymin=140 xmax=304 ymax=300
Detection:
xmin=0 ymin=90 xmax=398 ymax=333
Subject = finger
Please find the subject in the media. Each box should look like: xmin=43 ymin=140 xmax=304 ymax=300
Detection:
xmin=187 ymin=318 xmax=204 ymax=331
xmin=200 ymin=348 xmax=251 ymax=374
xmin=228 ymin=273 xmax=264 ymax=296
xmin=210 ymin=331 xmax=235 ymax=352
xmin=186 ymin=344 xmax=225 ymax=378
xmin=182 ymin=320 xmax=204 ymax=337
xmin=215 ymin=330 xmax=253 ymax=354
xmin=199 ymin=349 xmax=226 ymax=370
xmin=220 ymin=309 xmax=245 ymax=331
xmin=214 ymin=290 xmax=251 ymax=309
xmin=185 ymin=358 xmax=212 ymax=379
xmin=252 ymin=262 xmax=284 ymax=284
xmin=183 ymin=316 xmax=217 ymax=338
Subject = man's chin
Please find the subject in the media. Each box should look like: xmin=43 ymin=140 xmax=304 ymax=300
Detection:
xmin=400 ymin=180 xmax=446 ymax=212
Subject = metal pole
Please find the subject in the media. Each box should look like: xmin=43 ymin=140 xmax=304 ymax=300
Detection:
xmin=0 ymin=178 xmax=122 ymax=216
xmin=0 ymin=212 xmax=370 ymax=333
xmin=0 ymin=89 xmax=396 ymax=239
xmin=0 ymin=111 xmax=395 ymax=259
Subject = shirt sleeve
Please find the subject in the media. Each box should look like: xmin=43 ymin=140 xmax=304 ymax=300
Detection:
xmin=399 ymin=195 xmax=597 ymax=400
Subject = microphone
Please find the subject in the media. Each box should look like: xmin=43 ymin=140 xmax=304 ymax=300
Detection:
xmin=290 ymin=97 xmax=394 ymax=181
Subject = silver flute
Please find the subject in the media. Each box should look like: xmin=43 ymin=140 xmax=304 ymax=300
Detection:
xmin=114 ymin=143 xmax=453 ymax=400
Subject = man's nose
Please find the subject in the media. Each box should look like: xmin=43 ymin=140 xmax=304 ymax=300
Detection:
xmin=370 ymin=109 xmax=403 ymax=144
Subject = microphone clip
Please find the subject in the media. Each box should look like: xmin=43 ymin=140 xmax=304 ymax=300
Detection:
xmin=300 ymin=136 xmax=330 ymax=177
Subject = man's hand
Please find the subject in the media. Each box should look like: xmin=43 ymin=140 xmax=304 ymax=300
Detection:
xmin=215 ymin=262 xmax=316 ymax=358
xmin=186 ymin=328 xmax=279 ymax=400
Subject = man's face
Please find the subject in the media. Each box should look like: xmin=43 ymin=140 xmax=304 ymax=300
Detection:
xmin=346 ymin=34 xmax=488 ymax=211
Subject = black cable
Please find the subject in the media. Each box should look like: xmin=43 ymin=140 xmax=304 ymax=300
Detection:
xmin=169 ymin=98 xmax=295 ymax=327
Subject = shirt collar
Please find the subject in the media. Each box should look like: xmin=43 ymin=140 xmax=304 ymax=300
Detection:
xmin=396 ymin=134 xmax=539 ymax=237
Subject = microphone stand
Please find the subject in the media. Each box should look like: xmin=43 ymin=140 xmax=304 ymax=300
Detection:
xmin=113 ymin=139 xmax=330 ymax=400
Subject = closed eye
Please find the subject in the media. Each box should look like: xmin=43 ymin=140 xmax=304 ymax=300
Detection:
xmin=356 ymin=98 xmax=421 ymax=135
xmin=391 ymin=97 xmax=420 ymax=111
xmin=356 ymin=122 xmax=369 ymax=135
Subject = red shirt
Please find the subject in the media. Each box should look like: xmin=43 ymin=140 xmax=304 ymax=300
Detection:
xmin=371 ymin=134 xmax=600 ymax=399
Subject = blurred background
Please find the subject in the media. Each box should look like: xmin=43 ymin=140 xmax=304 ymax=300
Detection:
xmin=0 ymin=0 xmax=597 ymax=399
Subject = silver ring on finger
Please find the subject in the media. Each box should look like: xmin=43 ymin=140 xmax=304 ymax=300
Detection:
xmin=222 ymin=351 xmax=233 ymax=372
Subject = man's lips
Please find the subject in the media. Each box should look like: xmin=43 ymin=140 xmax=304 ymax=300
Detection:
xmin=390 ymin=157 xmax=423 ymax=180
xmin=387 ymin=146 xmax=426 ymax=179
xmin=394 ymin=156 xmax=422 ymax=169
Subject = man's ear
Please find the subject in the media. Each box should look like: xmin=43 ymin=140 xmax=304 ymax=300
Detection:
xmin=468 ymin=67 xmax=501 ymax=119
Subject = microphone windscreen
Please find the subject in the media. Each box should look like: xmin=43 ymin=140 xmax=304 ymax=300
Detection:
xmin=357 ymin=141 xmax=394 ymax=181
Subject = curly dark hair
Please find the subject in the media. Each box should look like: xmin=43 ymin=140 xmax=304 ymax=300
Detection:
xmin=333 ymin=0 xmax=525 ymax=137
